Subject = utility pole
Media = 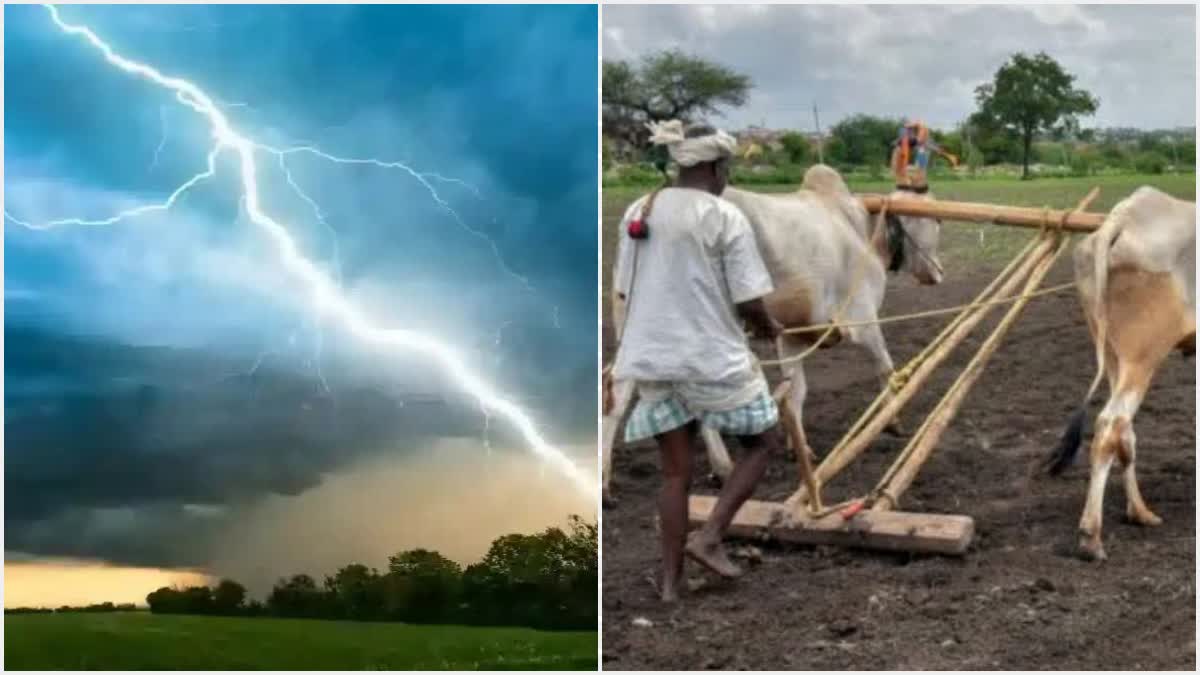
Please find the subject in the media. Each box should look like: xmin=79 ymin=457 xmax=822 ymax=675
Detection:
xmin=812 ymin=102 xmax=824 ymax=164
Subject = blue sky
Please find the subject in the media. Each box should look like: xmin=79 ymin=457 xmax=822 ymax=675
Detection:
xmin=4 ymin=4 xmax=597 ymax=576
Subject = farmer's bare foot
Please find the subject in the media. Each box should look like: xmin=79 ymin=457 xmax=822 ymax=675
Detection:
xmin=685 ymin=532 xmax=743 ymax=579
xmin=647 ymin=570 xmax=683 ymax=603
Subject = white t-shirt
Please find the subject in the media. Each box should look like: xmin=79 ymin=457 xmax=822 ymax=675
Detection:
xmin=612 ymin=187 xmax=774 ymax=386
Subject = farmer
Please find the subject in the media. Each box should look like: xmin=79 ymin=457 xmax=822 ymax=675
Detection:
xmin=891 ymin=118 xmax=957 ymax=190
xmin=611 ymin=119 xmax=784 ymax=602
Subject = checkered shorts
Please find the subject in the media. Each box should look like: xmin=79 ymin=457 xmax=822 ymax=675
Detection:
xmin=623 ymin=384 xmax=779 ymax=443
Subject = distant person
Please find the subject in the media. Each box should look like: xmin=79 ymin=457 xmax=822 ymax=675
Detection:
xmin=611 ymin=119 xmax=784 ymax=603
xmin=891 ymin=118 xmax=958 ymax=190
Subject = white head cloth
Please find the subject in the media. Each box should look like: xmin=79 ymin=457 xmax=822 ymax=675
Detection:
xmin=646 ymin=119 xmax=737 ymax=167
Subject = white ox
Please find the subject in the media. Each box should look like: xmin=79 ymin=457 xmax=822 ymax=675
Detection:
xmin=1046 ymin=186 xmax=1195 ymax=560
xmin=603 ymin=165 xmax=944 ymax=504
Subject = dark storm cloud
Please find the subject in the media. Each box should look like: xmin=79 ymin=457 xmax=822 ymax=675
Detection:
xmin=602 ymin=4 xmax=1195 ymax=130
xmin=4 ymin=4 xmax=597 ymax=567
xmin=3 ymin=324 xmax=495 ymax=566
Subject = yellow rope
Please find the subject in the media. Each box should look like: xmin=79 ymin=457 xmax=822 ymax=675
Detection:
xmin=793 ymin=231 xmax=1046 ymax=504
xmin=869 ymin=232 xmax=1070 ymax=510
xmin=775 ymin=281 xmax=1074 ymax=338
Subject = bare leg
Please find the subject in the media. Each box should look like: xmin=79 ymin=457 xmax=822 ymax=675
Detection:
xmin=686 ymin=425 xmax=780 ymax=578
xmin=655 ymin=425 xmax=693 ymax=602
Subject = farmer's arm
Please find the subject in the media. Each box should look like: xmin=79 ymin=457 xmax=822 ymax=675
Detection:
xmin=736 ymin=297 xmax=782 ymax=339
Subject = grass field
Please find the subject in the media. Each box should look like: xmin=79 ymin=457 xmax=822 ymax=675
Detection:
xmin=3 ymin=612 xmax=597 ymax=670
xmin=602 ymin=174 xmax=1197 ymax=327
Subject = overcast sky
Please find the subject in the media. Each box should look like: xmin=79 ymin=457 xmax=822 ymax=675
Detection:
xmin=603 ymin=4 xmax=1196 ymax=131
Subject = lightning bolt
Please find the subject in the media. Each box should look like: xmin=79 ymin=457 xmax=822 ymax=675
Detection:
xmin=149 ymin=105 xmax=168 ymax=173
xmin=8 ymin=4 xmax=593 ymax=497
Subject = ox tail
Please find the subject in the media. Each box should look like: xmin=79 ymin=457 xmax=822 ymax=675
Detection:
xmin=1045 ymin=207 xmax=1126 ymax=476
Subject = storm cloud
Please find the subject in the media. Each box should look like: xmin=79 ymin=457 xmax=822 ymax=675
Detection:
xmin=4 ymin=4 xmax=597 ymax=572
xmin=602 ymin=4 xmax=1195 ymax=130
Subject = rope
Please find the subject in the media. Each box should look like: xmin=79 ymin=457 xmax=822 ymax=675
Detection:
xmin=776 ymin=282 xmax=1074 ymax=337
xmin=868 ymin=232 xmax=1070 ymax=510
xmin=598 ymin=235 xmax=1074 ymax=375
xmin=790 ymin=232 xmax=1047 ymax=507
xmin=756 ymin=197 xmax=887 ymax=371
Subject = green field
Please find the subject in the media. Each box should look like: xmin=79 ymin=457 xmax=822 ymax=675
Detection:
xmin=3 ymin=612 xmax=597 ymax=670
xmin=602 ymin=174 xmax=1197 ymax=329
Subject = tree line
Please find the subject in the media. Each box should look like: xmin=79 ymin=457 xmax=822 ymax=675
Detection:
xmin=144 ymin=516 xmax=596 ymax=630
xmin=6 ymin=602 xmax=139 ymax=615
xmin=603 ymin=49 xmax=1193 ymax=182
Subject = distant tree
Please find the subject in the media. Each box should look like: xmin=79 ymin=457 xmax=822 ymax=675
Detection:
xmin=324 ymin=564 xmax=384 ymax=620
xmin=385 ymin=550 xmax=462 ymax=622
xmin=180 ymin=586 xmax=215 ymax=614
xmin=974 ymin=52 xmax=1098 ymax=178
xmin=826 ymin=115 xmax=902 ymax=168
xmin=213 ymin=579 xmax=247 ymax=615
xmin=603 ymin=50 xmax=752 ymax=150
xmin=268 ymin=574 xmax=329 ymax=619
xmin=778 ymin=132 xmax=811 ymax=164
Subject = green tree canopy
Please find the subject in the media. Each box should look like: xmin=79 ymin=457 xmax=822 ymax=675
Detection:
xmin=212 ymin=579 xmax=246 ymax=614
xmin=974 ymin=51 xmax=1098 ymax=178
xmin=826 ymin=115 xmax=902 ymax=168
xmin=603 ymin=50 xmax=751 ymax=151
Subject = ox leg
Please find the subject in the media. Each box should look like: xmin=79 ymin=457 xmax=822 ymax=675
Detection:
xmin=601 ymin=378 xmax=635 ymax=508
xmin=701 ymin=425 xmax=735 ymax=484
xmin=776 ymin=339 xmax=816 ymax=464
xmin=1079 ymin=359 xmax=1163 ymax=560
xmin=845 ymin=320 xmax=903 ymax=434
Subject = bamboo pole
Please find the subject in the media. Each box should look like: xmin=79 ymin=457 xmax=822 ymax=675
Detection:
xmin=870 ymin=187 xmax=1098 ymax=510
xmin=774 ymin=380 xmax=823 ymax=514
xmin=789 ymin=234 xmax=1057 ymax=505
xmin=858 ymin=194 xmax=1105 ymax=232
xmin=872 ymin=234 xmax=1067 ymax=510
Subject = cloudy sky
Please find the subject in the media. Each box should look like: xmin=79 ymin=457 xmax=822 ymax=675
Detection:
xmin=603 ymin=4 xmax=1196 ymax=131
xmin=4 ymin=4 xmax=597 ymax=603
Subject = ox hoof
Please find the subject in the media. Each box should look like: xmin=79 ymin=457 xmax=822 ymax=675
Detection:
xmin=1077 ymin=532 xmax=1107 ymax=562
xmin=706 ymin=472 xmax=725 ymax=488
xmin=1126 ymin=507 xmax=1163 ymax=527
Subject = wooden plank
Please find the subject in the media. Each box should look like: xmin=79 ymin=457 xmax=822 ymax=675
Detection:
xmin=689 ymin=496 xmax=974 ymax=556
xmin=859 ymin=194 xmax=1106 ymax=232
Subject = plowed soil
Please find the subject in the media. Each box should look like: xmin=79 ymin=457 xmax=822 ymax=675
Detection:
xmin=602 ymin=262 xmax=1195 ymax=670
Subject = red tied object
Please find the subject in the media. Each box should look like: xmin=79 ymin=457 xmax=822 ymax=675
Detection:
xmin=628 ymin=218 xmax=649 ymax=240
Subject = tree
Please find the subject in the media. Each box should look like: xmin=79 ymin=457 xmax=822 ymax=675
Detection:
xmin=826 ymin=115 xmax=901 ymax=168
xmin=778 ymin=132 xmax=811 ymax=165
xmin=324 ymin=564 xmax=384 ymax=620
xmin=385 ymin=549 xmax=462 ymax=622
xmin=603 ymin=50 xmax=751 ymax=150
xmin=212 ymin=579 xmax=246 ymax=615
xmin=974 ymin=52 xmax=1098 ymax=179
xmin=267 ymin=574 xmax=329 ymax=618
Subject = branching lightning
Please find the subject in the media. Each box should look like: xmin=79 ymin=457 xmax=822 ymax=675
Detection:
xmin=8 ymin=4 xmax=593 ymax=497
xmin=149 ymin=105 xmax=168 ymax=173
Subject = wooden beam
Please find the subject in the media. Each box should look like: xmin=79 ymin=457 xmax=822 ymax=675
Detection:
xmin=874 ymin=235 xmax=1068 ymax=511
xmin=800 ymin=235 xmax=1056 ymax=498
xmin=689 ymin=496 xmax=974 ymax=556
xmin=859 ymin=194 xmax=1106 ymax=232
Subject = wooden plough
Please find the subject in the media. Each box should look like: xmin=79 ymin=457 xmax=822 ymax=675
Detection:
xmin=689 ymin=188 xmax=1104 ymax=556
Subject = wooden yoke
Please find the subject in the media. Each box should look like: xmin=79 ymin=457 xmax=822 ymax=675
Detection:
xmin=859 ymin=194 xmax=1105 ymax=232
